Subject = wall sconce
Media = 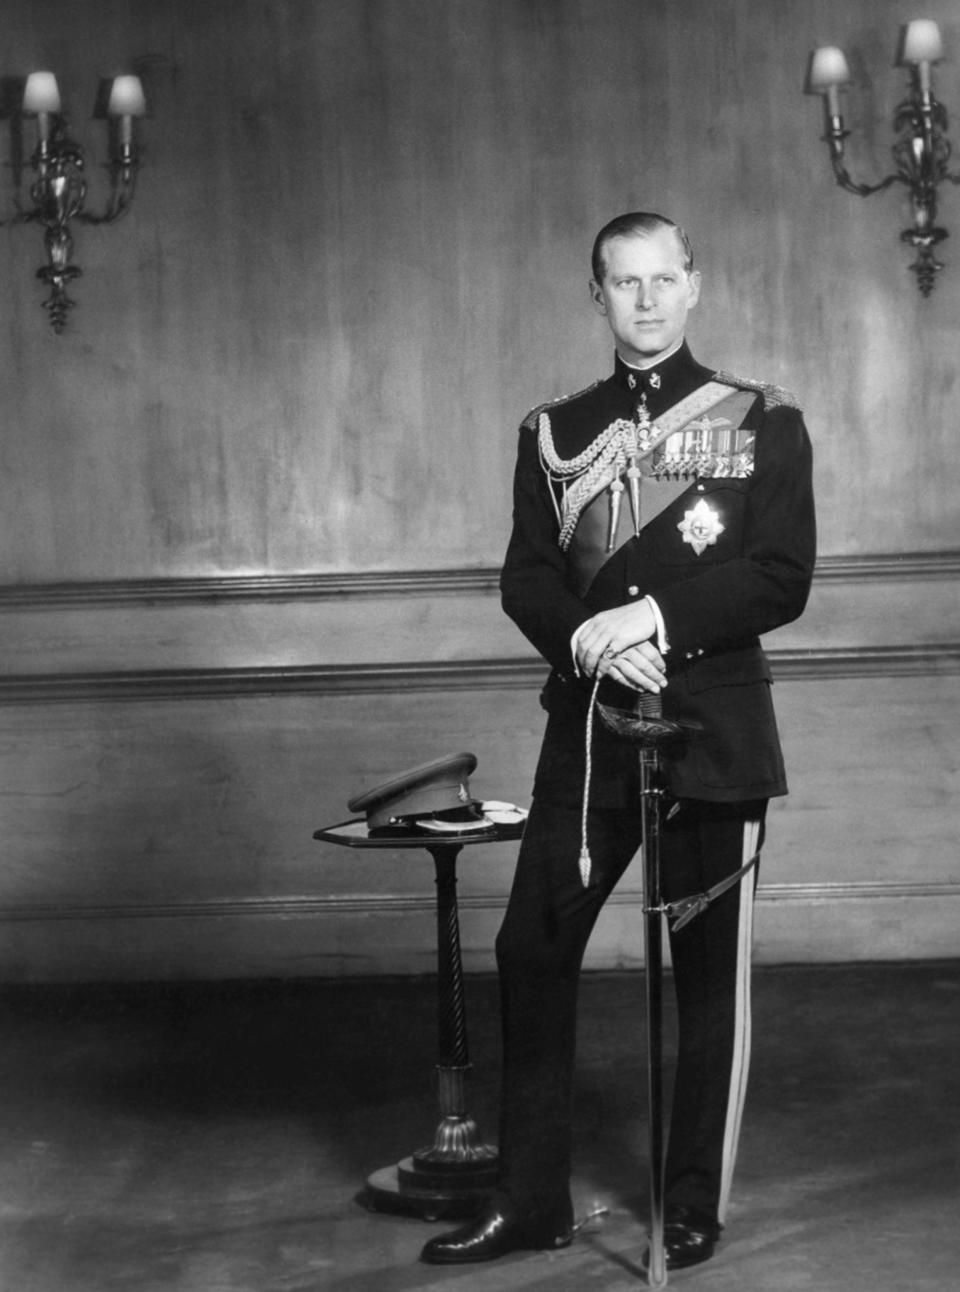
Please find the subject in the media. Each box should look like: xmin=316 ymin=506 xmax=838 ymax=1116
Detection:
xmin=2 ymin=71 xmax=146 ymax=332
xmin=807 ymin=18 xmax=960 ymax=295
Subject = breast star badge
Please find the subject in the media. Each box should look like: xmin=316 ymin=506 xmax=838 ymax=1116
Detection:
xmin=678 ymin=498 xmax=725 ymax=555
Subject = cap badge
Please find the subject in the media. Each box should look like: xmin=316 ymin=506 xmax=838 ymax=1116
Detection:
xmin=678 ymin=498 xmax=725 ymax=555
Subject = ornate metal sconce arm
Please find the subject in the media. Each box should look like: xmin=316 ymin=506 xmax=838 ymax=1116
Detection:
xmin=77 ymin=146 xmax=141 ymax=226
xmin=2 ymin=71 xmax=146 ymax=331
xmin=891 ymin=93 xmax=960 ymax=294
xmin=810 ymin=23 xmax=960 ymax=296
xmin=819 ymin=94 xmax=960 ymax=294
xmin=17 ymin=126 xmax=90 ymax=332
xmin=822 ymin=117 xmax=902 ymax=198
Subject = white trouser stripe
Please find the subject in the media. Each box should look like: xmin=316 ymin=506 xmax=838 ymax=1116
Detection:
xmin=717 ymin=817 xmax=760 ymax=1224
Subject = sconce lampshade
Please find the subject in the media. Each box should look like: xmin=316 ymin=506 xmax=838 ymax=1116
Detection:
xmin=808 ymin=46 xmax=851 ymax=90
xmin=107 ymin=75 xmax=146 ymax=117
xmin=22 ymin=71 xmax=62 ymax=114
xmin=900 ymin=19 xmax=944 ymax=66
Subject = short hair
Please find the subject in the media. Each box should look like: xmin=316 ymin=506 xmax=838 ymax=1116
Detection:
xmin=591 ymin=212 xmax=695 ymax=283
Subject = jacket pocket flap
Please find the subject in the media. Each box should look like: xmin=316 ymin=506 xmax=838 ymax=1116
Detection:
xmin=683 ymin=645 xmax=772 ymax=693
xmin=697 ymin=477 xmax=751 ymax=495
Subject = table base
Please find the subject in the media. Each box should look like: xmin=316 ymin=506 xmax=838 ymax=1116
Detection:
xmin=362 ymin=1153 xmax=498 ymax=1221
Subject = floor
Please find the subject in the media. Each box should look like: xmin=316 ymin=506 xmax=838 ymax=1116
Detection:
xmin=0 ymin=963 xmax=958 ymax=1292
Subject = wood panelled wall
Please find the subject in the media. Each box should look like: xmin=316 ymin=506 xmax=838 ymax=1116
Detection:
xmin=1 ymin=0 xmax=958 ymax=980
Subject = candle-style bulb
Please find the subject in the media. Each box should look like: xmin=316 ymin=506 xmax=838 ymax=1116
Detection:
xmin=107 ymin=75 xmax=146 ymax=149
xmin=899 ymin=19 xmax=944 ymax=94
xmin=808 ymin=47 xmax=850 ymax=121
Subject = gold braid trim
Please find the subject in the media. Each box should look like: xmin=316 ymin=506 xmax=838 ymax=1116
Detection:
xmin=542 ymin=417 xmax=638 ymax=550
xmin=539 ymin=415 xmax=635 ymax=477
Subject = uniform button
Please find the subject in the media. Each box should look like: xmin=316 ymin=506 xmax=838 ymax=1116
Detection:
xmin=628 ymin=585 xmax=640 ymax=597
xmin=697 ymin=648 xmax=705 ymax=656
xmin=696 ymin=483 xmax=705 ymax=492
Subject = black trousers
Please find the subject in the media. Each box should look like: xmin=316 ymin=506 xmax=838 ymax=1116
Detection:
xmin=494 ymin=796 xmax=766 ymax=1224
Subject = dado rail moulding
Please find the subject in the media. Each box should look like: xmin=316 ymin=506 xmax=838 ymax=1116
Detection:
xmin=0 ymin=550 xmax=958 ymax=703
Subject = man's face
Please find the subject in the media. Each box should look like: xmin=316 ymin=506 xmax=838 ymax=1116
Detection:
xmin=590 ymin=227 xmax=701 ymax=365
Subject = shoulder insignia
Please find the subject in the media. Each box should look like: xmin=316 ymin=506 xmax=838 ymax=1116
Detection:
xmin=520 ymin=379 xmax=603 ymax=431
xmin=711 ymin=370 xmax=801 ymax=412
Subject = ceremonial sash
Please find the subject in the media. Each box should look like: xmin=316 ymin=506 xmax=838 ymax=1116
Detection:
xmin=538 ymin=385 xmax=758 ymax=596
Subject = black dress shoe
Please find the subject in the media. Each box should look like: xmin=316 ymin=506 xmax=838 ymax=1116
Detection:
xmin=419 ymin=1195 xmax=574 ymax=1265
xmin=643 ymin=1205 xmax=721 ymax=1272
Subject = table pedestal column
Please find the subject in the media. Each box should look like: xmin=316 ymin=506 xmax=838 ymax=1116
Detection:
xmin=364 ymin=842 xmax=498 ymax=1220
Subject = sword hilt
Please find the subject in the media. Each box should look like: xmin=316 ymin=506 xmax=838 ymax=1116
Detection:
xmin=596 ymin=691 xmax=697 ymax=750
xmin=638 ymin=688 xmax=663 ymax=720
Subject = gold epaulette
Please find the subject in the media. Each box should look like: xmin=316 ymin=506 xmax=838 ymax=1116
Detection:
xmin=711 ymin=370 xmax=801 ymax=412
xmin=520 ymin=379 xmax=603 ymax=431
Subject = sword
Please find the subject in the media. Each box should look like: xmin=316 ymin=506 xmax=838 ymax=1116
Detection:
xmin=597 ymin=692 xmax=693 ymax=1289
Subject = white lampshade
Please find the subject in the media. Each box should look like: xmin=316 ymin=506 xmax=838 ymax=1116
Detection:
xmin=107 ymin=75 xmax=146 ymax=117
xmin=901 ymin=19 xmax=944 ymax=64
xmin=23 ymin=71 xmax=62 ymax=114
xmin=809 ymin=46 xmax=851 ymax=89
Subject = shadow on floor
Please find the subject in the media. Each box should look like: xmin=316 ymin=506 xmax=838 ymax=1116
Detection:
xmin=0 ymin=963 xmax=958 ymax=1291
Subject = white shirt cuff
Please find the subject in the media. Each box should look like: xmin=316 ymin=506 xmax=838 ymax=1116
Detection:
xmin=645 ymin=595 xmax=670 ymax=655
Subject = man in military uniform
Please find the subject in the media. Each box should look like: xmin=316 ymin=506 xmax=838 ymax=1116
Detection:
xmin=421 ymin=212 xmax=816 ymax=1272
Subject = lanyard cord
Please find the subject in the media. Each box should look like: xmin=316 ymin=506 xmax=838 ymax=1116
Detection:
xmin=578 ymin=672 xmax=603 ymax=887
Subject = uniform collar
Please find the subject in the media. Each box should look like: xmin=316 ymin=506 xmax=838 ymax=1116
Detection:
xmin=613 ymin=341 xmax=700 ymax=395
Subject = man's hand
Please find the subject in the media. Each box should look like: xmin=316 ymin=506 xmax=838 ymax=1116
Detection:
xmin=575 ymin=603 xmax=667 ymax=692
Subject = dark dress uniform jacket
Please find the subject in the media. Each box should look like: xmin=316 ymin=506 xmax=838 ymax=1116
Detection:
xmin=500 ymin=344 xmax=816 ymax=809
